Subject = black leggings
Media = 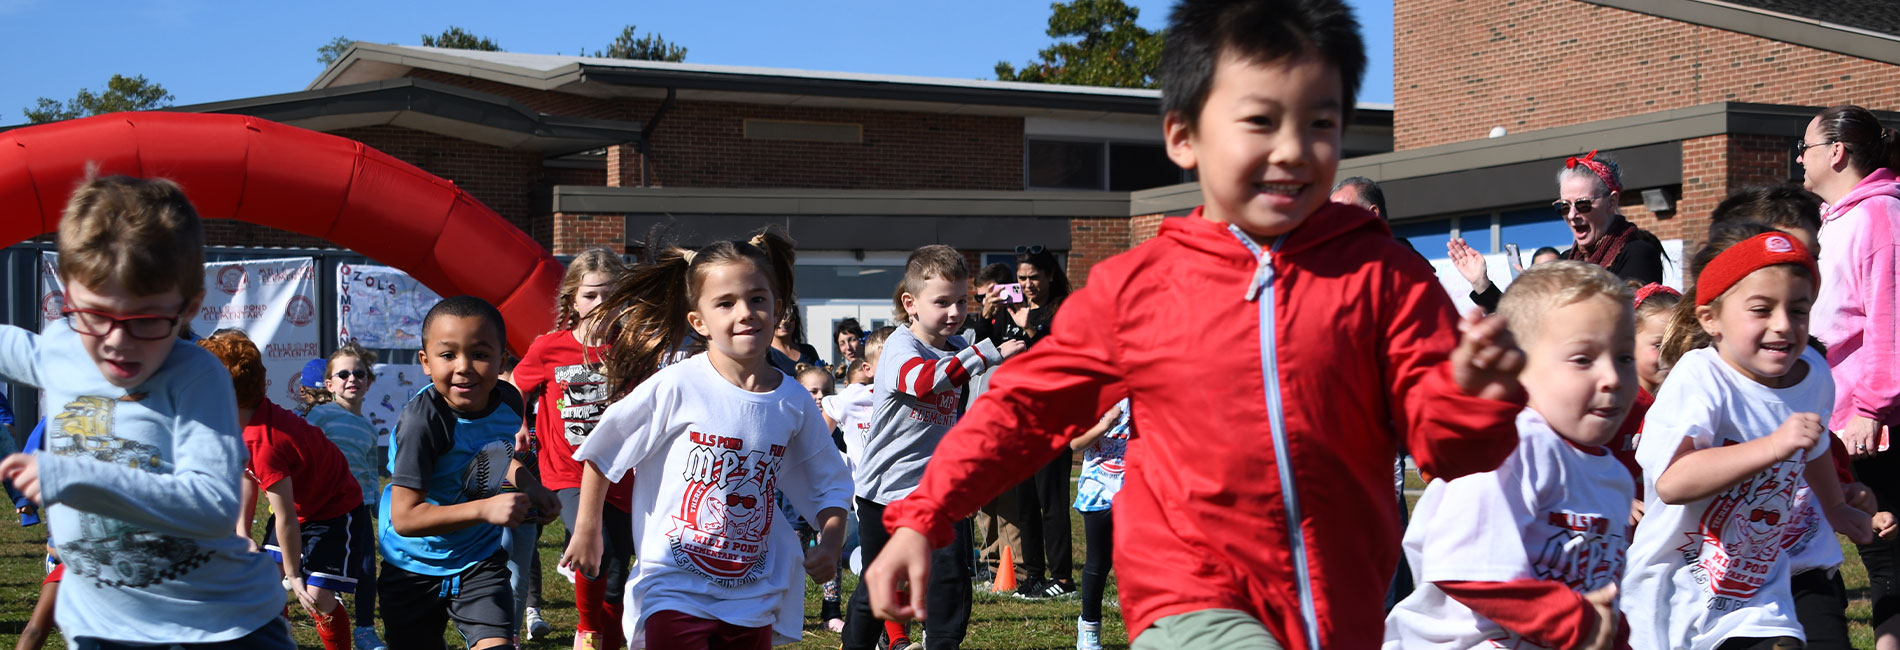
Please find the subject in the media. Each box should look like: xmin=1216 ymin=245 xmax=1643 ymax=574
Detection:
xmin=1791 ymin=568 xmax=1850 ymax=650
xmin=1856 ymin=449 xmax=1900 ymax=629
xmin=842 ymin=497 xmax=972 ymax=650
xmin=1017 ymin=450 xmax=1074 ymax=583
xmin=1080 ymin=509 xmax=1113 ymax=623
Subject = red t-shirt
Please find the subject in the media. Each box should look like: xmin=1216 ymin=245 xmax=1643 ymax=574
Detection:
xmin=513 ymin=330 xmax=632 ymax=511
xmin=245 ymin=401 xmax=363 ymax=523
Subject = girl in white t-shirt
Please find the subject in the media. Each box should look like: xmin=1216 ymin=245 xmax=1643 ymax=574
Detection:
xmin=569 ymin=231 xmax=853 ymax=649
xmin=1623 ymin=222 xmax=1874 ymax=650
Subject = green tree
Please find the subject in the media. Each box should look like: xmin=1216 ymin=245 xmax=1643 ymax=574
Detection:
xmin=420 ymin=26 xmax=501 ymax=51
xmin=591 ymin=25 xmax=686 ymax=62
xmin=24 ymin=74 xmax=175 ymax=124
xmin=995 ymin=0 xmax=1163 ymax=89
xmin=317 ymin=36 xmax=354 ymax=66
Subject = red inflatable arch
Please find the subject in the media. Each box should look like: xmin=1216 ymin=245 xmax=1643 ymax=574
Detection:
xmin=0 ymin=111 xmax=562 ymax=355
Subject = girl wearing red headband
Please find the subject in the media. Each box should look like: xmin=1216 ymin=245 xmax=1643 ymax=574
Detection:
xmin=1624 ymin=222 xmax=1873 ymax=650
xmin=1608 ymin=283 xmax=1682 ymax=515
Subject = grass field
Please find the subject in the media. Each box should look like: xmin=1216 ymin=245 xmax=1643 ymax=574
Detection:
xmin=0 ymin=477 xmax=1878 ymax=649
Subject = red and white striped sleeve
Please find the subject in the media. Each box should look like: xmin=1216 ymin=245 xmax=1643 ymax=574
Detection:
xmin=891 ymin=339 xmax=1002 ymax=398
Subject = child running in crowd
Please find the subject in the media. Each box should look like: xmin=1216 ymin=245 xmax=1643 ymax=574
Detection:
xmin=793 ymin=361 xmax=849 ymax=630
xmin=826 ymin=326 xmax=890 ymax=477
xmin=300 ymin=343 xmax=388 ymax=650
xmin=569 ymin=231 xmax=853 ymax=648
xmin=1386 ymin=261 xmax=1637 ymax=650
xmin=1623 ymin=222 xmax=1874 ymax=650
xmin=0 ymin=173 xmax=292 ymax=647
xmin=860 ymin=1 xmax=1531 ymax=648
xmin=1072 ymin=399 xmax=1131 ymax=650
xmin=843 ymin=245 xmax=1026 ymax=650
xmin=201 ymin=330 xmax=366 ymax=650
xmin=378 ymin=296 xmax=561 ymax=650
xmin=511 ymin=247 xmax=632 ymax=649
xmin=1618 ymin=282 xmax=1680 ymax=518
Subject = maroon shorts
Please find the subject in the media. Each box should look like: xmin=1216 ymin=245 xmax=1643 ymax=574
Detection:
xmin=643 ymin=610 xmax=770 ymax=650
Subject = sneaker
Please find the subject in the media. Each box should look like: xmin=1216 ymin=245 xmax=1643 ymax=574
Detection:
xmin=1041 ymin=579 xmax=1078 ymax=599
xmin=523 ymin=607 xmax=551 ymax=641
xmin=1014 ymin=578 xmax=1053 ymax=600
xmin=353 ymin=627 xmax=387 ymax=650
xmin=575 ymin=630 xmax=601 ymax=650
xmin=971 ymin=566 xmax=996 ymax=586
xmin=821 ymin=599 xmax=844 ymax=632
xmin=557 ymin=562 xmax=576 ymax=584
xmin=1077 ymin=617 xmax=1103 ymax=650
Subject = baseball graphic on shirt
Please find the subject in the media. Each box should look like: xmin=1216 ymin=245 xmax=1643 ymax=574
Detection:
xmin=1685 ymin=460 xmax=1799 ymax=602
xmin=669 ymin=430 xmax=787 ymax=587
xmin=460 ymin=439 xmax=513 ymax=501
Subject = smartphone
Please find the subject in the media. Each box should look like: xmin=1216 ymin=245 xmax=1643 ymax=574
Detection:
xmin=1504 ymin=243 xmax=1523 ymax=278
xmin=993 ymin=283 xmax=1025 ymax=304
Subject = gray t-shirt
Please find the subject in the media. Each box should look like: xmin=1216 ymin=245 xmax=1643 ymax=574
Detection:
xmin=0 ymin=322 xmax=282 ymax=644
xmin=856 ymin=325 xmax=1000 ymax=504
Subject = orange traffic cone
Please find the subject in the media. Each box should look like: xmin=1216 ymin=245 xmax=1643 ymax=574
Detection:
xmin=992 ymin=545 xmax=1018 ymax=593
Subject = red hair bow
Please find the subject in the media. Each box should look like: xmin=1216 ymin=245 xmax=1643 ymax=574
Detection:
xmin=1565 ymin=150 xmax=1622 ymax=195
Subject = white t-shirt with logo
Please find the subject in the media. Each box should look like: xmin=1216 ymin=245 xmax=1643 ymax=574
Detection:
xmin=821 ymin=382 xmax=874 ymax=473
xmin=1383 ymin=408 xmax=1633 ymax=650
xmin=574 ymin=354 xmax=854 ymax=644
xmin=1621 ymin=346 xmax=1834 ymax=650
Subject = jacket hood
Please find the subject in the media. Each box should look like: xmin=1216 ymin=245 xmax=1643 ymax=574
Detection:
xmin=1162 ymin=203 xmax=1392 ymax=260
xmin=1824 ymin=168 xmax=1900 ymax=223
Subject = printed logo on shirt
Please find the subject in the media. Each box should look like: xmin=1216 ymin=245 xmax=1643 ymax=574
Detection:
xmin=1779 ymin=485 xmax=1825 ymax=558
xmin=460 ymin=439 xmax=512 ymax=502
xmin=1532 ymin=511 xmax=1626 ymax=590
xmin=905 ymin=391 xmax=960 ymax=428
xmin=554 ymin=363 xmax=609 ymax=446
xmin=670 ymin=430 xmax=786 ymax=587
xmin=46 ymin=396 xmax=214 ymax=587
xmin=1681 ymin=458 xmax=1801 ymax=607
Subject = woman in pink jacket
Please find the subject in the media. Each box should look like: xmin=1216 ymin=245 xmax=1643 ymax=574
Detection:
xmin=1801 ymin=103 xmax=1900 ymax=648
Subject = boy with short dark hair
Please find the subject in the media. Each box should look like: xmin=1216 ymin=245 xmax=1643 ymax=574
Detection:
xmin=840 ymin=245 xmax=1025 ymax=650
xmin=377 ymin=296 xmax=560 ymax=650
xmin=861 ymin=1 xmax=1528 ymax=648
xmin=0 ymin=174 xmax=292 ymax=647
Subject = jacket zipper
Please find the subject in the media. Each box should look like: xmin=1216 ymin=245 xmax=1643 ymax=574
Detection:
xmin=1228 ymin=225 xmax=1322 ymax=650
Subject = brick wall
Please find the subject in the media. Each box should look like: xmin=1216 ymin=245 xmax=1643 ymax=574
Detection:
xmin=1630 ymin=133 xmax=1795 ymax=251
xmin=1394 ymin=0 xmax=1900 ymax=150
xmin=1131 ymin=214 xmax=1169 ymax=247
xmin=1068 ymin=216 xmax=1132 ymax=289
xmin=408 ymin=73 xmax=1025 ymax=190
xmin=551 ymin=212 xmax=626 ymax=255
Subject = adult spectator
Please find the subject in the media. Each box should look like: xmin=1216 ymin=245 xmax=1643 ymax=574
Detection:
xmin=1451 ymin=151 xmax=1664 ymax=311
xmin=770 ymin=309 xmax=825 ymax=371
xmin=1529 ymin=246 xmax=1562 ymax=266
xmin=833 ymin=318 xmax=865 ymax=371
xmin=1333 ymin=177 xmax=1419 ymax=257
xmin=1801 ymin=104 xmax=1900 ymax=647
xmin=961 ymin=263 xmax=1025 ymax=585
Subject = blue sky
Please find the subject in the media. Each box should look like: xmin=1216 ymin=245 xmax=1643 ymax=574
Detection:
xmin=0 ymin=0 xmax=1394 ymax=124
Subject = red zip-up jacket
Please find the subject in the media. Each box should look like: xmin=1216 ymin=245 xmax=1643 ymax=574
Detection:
xmin=884 ymin=205 xmax=1524 ymax=650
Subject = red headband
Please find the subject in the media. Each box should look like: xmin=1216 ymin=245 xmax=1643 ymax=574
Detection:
xmin=1565 ymin=150 xmax=1622 ymax=195
xmin=1633 ymin=283 xmax=1680 ymax=309
xmin=1694 ymin=232 xmax=1819 ymax=306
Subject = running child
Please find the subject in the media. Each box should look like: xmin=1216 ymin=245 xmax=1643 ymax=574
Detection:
xmin=861 ymin=1 xmax=1530 ymax=647
xmin=1619 ymin=282 xmax=1680 ymax=519
xmin=378 ymin=296 xmax=561 ymax=650
xmin=0 ymin=173 xmax=290 ymax=647
xmin=569 ymin=231 xmax=853 ymax=648
xmin=1072 ymin=399 xmax=1131 ymax=650
xmin=511 ymin=247 xmax=632 ymax=649
xmin=1385 ymin=261 xmax=1636 ymax=650
xmin=1623 ymin=222 xmax=1875 ymax=650
xmin=301 ymin=343 xmax=389 ymax=650
xmin=201 ymin=331 xmax=366 ymax=650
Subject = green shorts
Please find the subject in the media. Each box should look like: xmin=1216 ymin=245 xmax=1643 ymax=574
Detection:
xmin=1131 ymin=609 xmax=1284 ymax=650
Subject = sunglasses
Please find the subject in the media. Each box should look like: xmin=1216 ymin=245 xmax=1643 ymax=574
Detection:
xmin=1746 ymin=508 xmax=1780 ymax=526
xmin=1015 ymin=245 xmax=1046 ymax=255
xmin=1793 ymin=140 xmax=1835 ymax=155
xmin=724 ymin=493 xmax=758 ymax=509
xmin=61 ymin=306 xmax=187 ymax=341
xmin=333 ymin=370 xmax=370 ymax=381
xmin=1551 ymin=196 xmax=1606 ymax=216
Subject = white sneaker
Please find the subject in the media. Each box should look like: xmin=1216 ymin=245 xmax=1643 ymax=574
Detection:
xmin=354 ymin=626 xmax=388 ymax=650
xmin=557 ymin=562 xmax=576 ymax=584
xmin=523 ymin=607 xmax=552 ymax=641
xmin=1077 ymin=617 xmax=1103 ymax=650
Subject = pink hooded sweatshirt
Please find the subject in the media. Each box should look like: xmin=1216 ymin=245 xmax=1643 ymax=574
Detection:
xmin=1813 ymin=167 xmax=1900 ymax=432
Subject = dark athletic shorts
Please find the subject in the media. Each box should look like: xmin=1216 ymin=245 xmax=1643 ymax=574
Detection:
xmin=378 ymin=550 xmax=514 ymax=647
xmin=264 ymin=509 xmax=371 ymax=593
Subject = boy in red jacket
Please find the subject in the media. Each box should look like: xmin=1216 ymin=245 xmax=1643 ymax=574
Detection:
xmin=862 ymin=1 xmax=1528 ymax=648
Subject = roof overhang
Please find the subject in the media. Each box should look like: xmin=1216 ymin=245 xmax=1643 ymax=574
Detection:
xmin=1580 ymin=0 xmax=1900 ymax=67
xmin=174 ymin=77 xmax=644 ymax=155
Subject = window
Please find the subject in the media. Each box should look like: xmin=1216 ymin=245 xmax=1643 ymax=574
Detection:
xmin=1027 ymin=139 xmax=1186 ymax=191
xmin=1392 ymin=219 xmax=1455 ymax=258
xmin=1027 ymin=140 xmax=1105 ymax=190
xmin=793 ymin=264 xmax=907 ymax=301
xmin=1108 ymin=143 xmax=1180 ymax=191
xmin=1498 ymin=207 xmax=1575 ymax=256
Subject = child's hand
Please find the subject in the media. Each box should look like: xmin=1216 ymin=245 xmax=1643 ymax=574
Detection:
xmin=285 ymin=575 xmax=320 ymax=617
xmin=0 ymin=454 xmax=41 ymax=506
xmin=1580 ymin=583 xmax=1619 ymax=650
xmin=1628 ymin=497 xmax=1645 ymax=527
xmin=1450 ymin=309 xmax=1525 ymax=402
xmin=1767 ymin=413 xmax=1825 ymax=461
xmin=998 ymin=339 xmax=1028 ymax=360
xmin=804 ymin=539 xmax=843 ymax=583
xmin=480 ymin=493 xmax=530 ymax=527
xmin=561 ymin=530 xmax=604 ymax=581
xmin=525 ymin=483 xmax=562 ymax=526
xmin=1828 ymin=502 xmax=1876 ymax=545
xmin=1875 ymin=511 xmax=1898 ymax=540
xmin=864 ymin=527 xmax=934 ymax=622
xmin=1847 ymin=482 xmax=1879 ymax=515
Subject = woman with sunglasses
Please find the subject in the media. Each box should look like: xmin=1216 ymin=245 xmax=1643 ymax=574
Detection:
xmin=1800 ymin=104 xmax=1900 ymax=650
xmin=300 ymin=343 xmax=387 ymax=650
xmin=1452 ymin=151 xmax=1665 ymax=311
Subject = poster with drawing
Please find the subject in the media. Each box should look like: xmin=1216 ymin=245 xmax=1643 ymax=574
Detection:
xmin=337 ymin=263 xmax=441 ymax=350
xmin=359 ymin=363 xmax=427 ymax=446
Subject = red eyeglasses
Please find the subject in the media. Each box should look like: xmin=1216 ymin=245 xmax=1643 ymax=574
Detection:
xmin=1746 ymin=508 xmax=1780 ymax=526
xmin=724 ymin=493 xmax=758 ymax=509
xmin=61 ymin=306 xmax=187 ymax=341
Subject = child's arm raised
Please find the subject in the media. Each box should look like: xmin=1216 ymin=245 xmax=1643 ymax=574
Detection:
xmin=889 ymin=339 xmax=1011 ymax=399
xmin=1384 ymin=256 xmax=1526 ymax=481
xmin=385 ymin=396 xmax=528 ymax=536
xmin=1653 ymin=413 xmax=1822 ymax=505
xmin=0 ymin=326 xmax=44 ymax=388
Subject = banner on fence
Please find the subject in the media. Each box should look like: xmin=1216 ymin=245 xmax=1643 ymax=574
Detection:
xmin=337 ymin=264 xmax=441 ymax=350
